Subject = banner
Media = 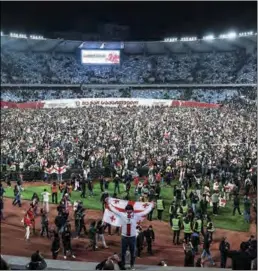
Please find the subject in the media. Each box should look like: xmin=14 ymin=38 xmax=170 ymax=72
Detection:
xmin=1 ymin=98 xmax=221 ymax=109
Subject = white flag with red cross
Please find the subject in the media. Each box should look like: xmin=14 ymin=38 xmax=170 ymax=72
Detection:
xmin=103 ymin=197 xmax=153 ymax=227
xmin=54 ymin=165 xmax=68 ymax=174
xmin=219 ymin=197 xmax=227 ymax=207
xmin=44 ymin=166 xmax=55 ymax=175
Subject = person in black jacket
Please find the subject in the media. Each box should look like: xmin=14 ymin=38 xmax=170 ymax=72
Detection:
xmin=62 ymin=225 xmax=76 ymax=259
xmin=95 ymin=253 xmax=125 ymax=270
xmin=51 ymin=232 xmax=60 ymax=259
xmin=100 ymin=191 xmax=109 ymax=212
xmin=219 ymin=237 xmax=230 ymax=268
xmin=136 ymin=226 xmax=144 ymax=258
xmin=55 ymin=213 xmax=66 ymax=233
xmin=80 ymin=177 xmax=86 ymax=198
xmin=99 ymin=175 xmax=105 ymax=193
xmin=113 ymin=175 xmax=121 ymax=194
xmin=74 ymin=203 xmax=87 ymax=238
xmin=201 ymin=233 xmax=215 ymax=266
xmin=144 ymin=225 xmax=155 ymax=255
xmin=233 ymin=194 xmax=242 ymax=216
xmin=88 ymin=180 xmax=94 ymax=197
xmin=40 ymin=208 xmax=49 ymax=238
xmin=227 ymin=242 xmax=252 ymax=270
xmin=27 ymin=251 xmax=47 ymax=270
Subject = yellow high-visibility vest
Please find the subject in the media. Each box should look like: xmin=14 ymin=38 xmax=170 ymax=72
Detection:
xmin=157 ymin=199 xmax=164 ymax=210
xmin=183 ymin=221 xmax=192 ymax=233
xmin=172 ymin=218 xmax=180 ymax=231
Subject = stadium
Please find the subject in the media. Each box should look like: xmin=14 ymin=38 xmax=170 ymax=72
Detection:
xmin=0 ymin=2 xmax=257 ymax=271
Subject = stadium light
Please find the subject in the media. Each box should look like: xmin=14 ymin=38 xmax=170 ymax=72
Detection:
xmin=10 ymin=32 xmax=27 ymax=39
xmin=228 ymin=32 xmax=237 ymax=39
xmin=180 ymin=37 xmax=197 ymax=41
xmin=30 ymin=35 xmax=45 ymax=40
xmin=164 ymin=38 xmax=177 ymax=42
xmin=203 ymin=35 xmax=214 ymax=40
xmin=219 ymin=32 xmax=237 ymax=39
xmin=239 ymin=31 xmax=253 ymax=37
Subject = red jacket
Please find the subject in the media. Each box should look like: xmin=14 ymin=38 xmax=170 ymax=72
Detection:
xmin=27 ymin=209 xmax=34 ymax=220
xmin=24 ymin=215 xmax=32 ymax=227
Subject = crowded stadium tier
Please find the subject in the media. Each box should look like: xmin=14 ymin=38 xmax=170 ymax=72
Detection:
xmin=1 ymin=37 xmax=257 ymax=85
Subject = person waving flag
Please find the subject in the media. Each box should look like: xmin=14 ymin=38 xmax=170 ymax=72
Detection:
xmin=103 ymin=197 xmax=154 ymax=270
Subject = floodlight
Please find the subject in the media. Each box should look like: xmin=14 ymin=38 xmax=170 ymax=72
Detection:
xmin=227 ymin=32 xmax=237 ymax=39
xmin=203 ymin=35 xmax=215 ymax=40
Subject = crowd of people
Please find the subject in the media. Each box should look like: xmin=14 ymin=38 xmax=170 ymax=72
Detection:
xmin=0 ymin=97 xmax=257 ymax=270
xmin=1 ymin=49 xmax=257 ymax=85
xmin=0 ymin=43 xmax=257 ymax=270
xmin=1 ymin=159 xmax=257 ymax=269
xmin=1 ymin=100 xmax=256 ymax=175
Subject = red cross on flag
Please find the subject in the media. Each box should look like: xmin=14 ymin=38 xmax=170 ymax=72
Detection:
xmin=54 ymin=165 xmax=68 ymax=174
xmin=103 ymin=197 xmax=154 ymax=227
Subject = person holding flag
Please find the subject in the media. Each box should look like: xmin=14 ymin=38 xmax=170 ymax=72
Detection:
xmin=104 ymin=197 xmax=154 ymax=270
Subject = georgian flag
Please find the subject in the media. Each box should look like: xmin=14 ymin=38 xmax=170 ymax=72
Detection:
xmin=44 ymin=166 xmax=55 ymax=175
xmin=103 ymin=197 xmax=154 ymax=227
xmin=219 ymin=197 xmax=226 ymax=207
xmin=54 ymin=165 xmax=67 ymax=174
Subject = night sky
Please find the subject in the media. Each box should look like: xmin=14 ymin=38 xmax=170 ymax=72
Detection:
xmin=1 ymin=1 xmax=257 ymax=40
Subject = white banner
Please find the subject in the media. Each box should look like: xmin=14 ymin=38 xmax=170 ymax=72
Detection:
xmin=43 ymin=98 xmax=171 ymax=108
xmin=81 ymin=50 xmax=120 ymax=65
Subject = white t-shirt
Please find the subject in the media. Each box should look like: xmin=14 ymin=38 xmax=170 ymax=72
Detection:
xmin=41 ymin=192 xmax=50 ymax=202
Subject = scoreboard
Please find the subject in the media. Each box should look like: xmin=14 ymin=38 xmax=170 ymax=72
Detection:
xmin=79 ymin=41 xmax=123 ymax=65
xmin=81 ymin=50 xmax=120 ymax=65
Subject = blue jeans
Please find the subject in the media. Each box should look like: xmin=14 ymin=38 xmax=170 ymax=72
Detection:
xmin=13 ymin=194 xmax=21 ymax=207
xmin=201 ymin=249 xmax=215 ymax=264
xmin=121 ymin=236 xmax=136 ymax=267
xmin=244 ymin=210 xmax=250 ymax=223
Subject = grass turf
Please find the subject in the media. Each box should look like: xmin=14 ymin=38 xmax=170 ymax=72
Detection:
xmin=3 ymin=181 xmax=250 ymax=232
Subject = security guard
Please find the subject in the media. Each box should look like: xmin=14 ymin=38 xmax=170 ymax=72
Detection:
xmin=181 ymin=200 xmax=189 ymax=217
xmin=194 ymin=216 xmax=202 ymax=234
xmin=172 ymin=214 xmax=181 ymax=245
xmin=156 ymin=198 xmax=165 ymax=221
xmin=176 ymin=204 xmax=183 ymax=220
xmin=169 ymin=201 xmax=176 ymax=226
xmin=206 ymin=217 xmax=215 ymax=241
xmin=183 ymin=217 xmax=192 ymax=242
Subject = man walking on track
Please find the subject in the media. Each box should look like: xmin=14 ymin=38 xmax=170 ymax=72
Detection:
xmin=106 ymin=198 xmax=154 ymax=270
xmin=156 ymin=197 xmax=165 ymax=221
xmin=172 ymin=214 xmax=181 ymax=245
xmin=41 ymin=189 xmax=50 ymax=213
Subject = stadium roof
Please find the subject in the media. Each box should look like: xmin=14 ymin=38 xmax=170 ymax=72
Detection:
xmin=1 ymin=35 xmax=257 ymax=54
